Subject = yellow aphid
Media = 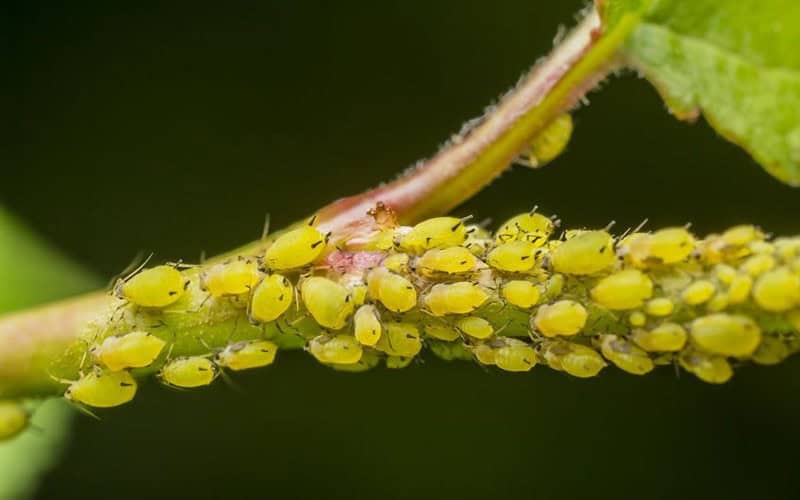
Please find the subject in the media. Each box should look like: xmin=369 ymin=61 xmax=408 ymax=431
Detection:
xmin=752 ymin=268 xmax=800 ymax=312
xmin=740 ymin=254 xmax=776 ymax=277
xmin=617 ymin=232 xmax=651 ymax=267
xmin=690 ymin=313 xmax=762 ymax=357
xmin=494 ymin=338 xmax=536 ymax=372
xmin=424 ymin=323 xmax=461 ymax=342
xmin=264 ymin=224 xmax=327 ymax=270
xmin=300 ymin=277 xmax=354 ymax=330
xmin=598 ymin=335 xmax=654 ymax=375
xmin=631 ymin=322 xmax=687 ymax=352
xmin=533 ymin=300 xmax=588 ymax=337
xmin=455 ymin=316 xmax=494 ymax=339
xmin=526 ymin=113 xmax=573 ymax=168
xmin=644 ymin=297 xmax=674 ymax=317
xmin=628 ymin=311 xmax=646 ymax=327
xmin=463 ymin=236 xmax=491 ymax=257
xmin=117 ymin=265 xmax=187 ymax=308
xmin=366 ymin=268 xmax=417 ymax=313
xmin=215 ymin=340 xmax=277 ymax=371
xmin=722 ymin=225 xmax=764 ymax=247
xmin=399 ymin=217 xmax=468 ymax=253
xmin=382 ymin=253 xmax=410 ymax=273
xmin=200 ymin=258 xmax=260 ymax=297
xmin=681 ymin=280 xmax=716 ymax=305
xmin=501 ymin=280 xmax=541 ymax=309
xmin=308 ymin=334 xmax=363 ymax=365
xmin=348 ymin=283 xmax=368 ymax=307
xmin=751 ymin=336 xmax=789 ymax=366
xmin=92 ymin=331 xmax=166 ymax=371
xmin=647 ymin=227 xmax=695 ymax=264
xmin=159 ymin=357 xmax=218 ymax=388
xmin=418 ymin=246 xmax=477 ymax=275
xmin=66 ymin=370 xmax=137 ymax=408
xmin=329 ymin=350 xmax=380 ymax=373
xmin=423 ymin=282 xmax=489 ymax=316
xmin=375 ymin=322 xmax=422 ymax=357
xmin=749 ymin=241 xmax=775 ymax=255
xmin=544 ymin=341 xmax=607 ymax=378
xmin=249 ymin=274 xmax=293 ymax=323
xmin=494 ymin=212 xmax=554 ymax=245
xmin=775 ymin=238 xmax=800 ymax=262
xmin=550 ymin=230 xmax=615 ymax=275
xmin=386 ymin=356 xmax=414 ymax=370
xmin=590 ymin=269 xmax=653 ymax=310
xmin=727 ymin=274 xmax=753 ymax=304
xmin=714 ymin=264 xmax=738 ymax=285
xmin=706 ymin=292 xmax=729 ymax=312
xmin=0 ymin=401 xmax=28 ymax=441
xmin=679 ymin=350 xmax=733 ymax=384
xmin=487 ymin=240 xmax=540 ymax=272
xmin=472 ymin=343 xmax=496 ymax=365
xmin=353 ymin=305 xmax=382 ymax=346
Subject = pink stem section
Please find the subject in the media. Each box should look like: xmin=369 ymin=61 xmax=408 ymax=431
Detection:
xmin=316 ymin=10 xmax=603 ymax=235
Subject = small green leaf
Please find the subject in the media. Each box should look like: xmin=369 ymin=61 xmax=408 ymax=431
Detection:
xmin=602 ymin=0 xmax=800 ymax=185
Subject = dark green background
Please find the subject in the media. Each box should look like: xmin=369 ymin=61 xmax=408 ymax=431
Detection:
xmin=6 ymin=1 xmax=800 ymax=499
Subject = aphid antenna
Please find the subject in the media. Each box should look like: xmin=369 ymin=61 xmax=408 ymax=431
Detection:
xmin=631 ymin=218 xmax=650 ymax=234
xmin=217 ymin=368 xmax=243 ymax=393
xmin=70 ymin=403 xmax=101 ymax=421
xmin=494 ymin=320 xmax=513 ymax=337
xmin=106 ymin=250 xmax=147 ymax=291
xmin=261 ymin=213 xmax=272 ymax=241
xmin=120 ymin=252 xmax=155 ymax=284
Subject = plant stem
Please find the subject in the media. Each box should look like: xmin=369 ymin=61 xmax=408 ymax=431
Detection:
xmin=0 ymin=7 xmax=637 ymax=397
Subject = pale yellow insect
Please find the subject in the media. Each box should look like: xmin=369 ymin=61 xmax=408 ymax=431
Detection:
xmin=679 ymin=350 xmax=733 ymax=384
xmin=264 ymin=220 xmax=327 ymax=270
xmin=300 ymin=277 xmax=354 ymax=330
xmin=752 ymin=268 xmax=800 ymax=312
xmin=0 ymin=401 xmax=29 ymax=441
xmin=525 ymin=113 xmax=573 ymax=168
xmin=200 ymin=258 xmax=261 ymax=297
xmin=590 ymin=270 xmax=653 ymax=310
xmin=382 ymin=253 xmax=410 ymax=274
xmin=533 ymin=300 xmax=587 ymax=337
xmin=375 ymin=322 xmax=423 ymax=358
xmin=550 ymin=230 xmax=615 ymax=275
xmin=647 ymin=227 xmax=695 ymax=264
xmin=158 ymin=356 xmax=218 ymax=388
xmin=501 ymin=280 xmax=541 ymax=309
xmin=681 ymin=280 xmax=716 ymax=306
xmin=487 ymin=240 xmax=540 ymax=272
xmin=250 ymin=274 xmax=293 ymax=323
xmin=740 ymin=254 xmax=776 ymax=277
xmin=117 ymin=265 xmax=187 ymax=308
xmin=751 ymin=336 xmax=789 ymax=366
xmin=424 ymin=323 xmax=461 ymax=342
xmin=366 ymin=268 xmax=417 ymax=313
xmin=631 ymin=322 xmax=687 ymax=352
xmin=494 ymin=338 xmax=537 ymax=372
xmin=353 ymin=305 xmax=382 ymax=346
xmin=418 ymin=246 xmax=477 ymax=275
xmin=398 ymin=217 xmax=468 ymax=253
xmin=541 ymin=341 xmax=606 ymax=378
xmin=643 ymin=297 xmax=674 ymax=317
xmin=215 ymin=340 xmax=277 ymax=371
xmin=92 ymin=331 xmax=166 ymax=371
xmin=423 ymin=282 xmax=489 ymax=316
xmin=494 ymin=212 xmax=554 ymax=245
xmin=65 ymin=370 xmax=138 ymax=408
xmin=308 ymin=334 xmax=363 ymax=365
xmin=598 ymin=335 xmax=654 ymax=375
xmin=455 ymin=316 xmax=494 ymax=339
xmin=689 ymin=313 xmax=762 ymax=357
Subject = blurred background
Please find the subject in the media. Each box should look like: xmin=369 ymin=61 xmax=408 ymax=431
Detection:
xmin=5 ymin=1 xmax=800 ymax=498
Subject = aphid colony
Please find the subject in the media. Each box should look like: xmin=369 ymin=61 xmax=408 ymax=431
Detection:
xmin=35 ymin=209 xmax=800 ymax=429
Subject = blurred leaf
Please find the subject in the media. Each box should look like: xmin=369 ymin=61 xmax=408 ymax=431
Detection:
xmin=603 ymin=0 xmax=800 ymax=185
xmin=0 ymin=208 xmax=97 ymax=500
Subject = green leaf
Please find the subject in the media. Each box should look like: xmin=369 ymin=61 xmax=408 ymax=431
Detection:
xmin=0 ymin=208 xmax=97 ymax=500
xmin=602 ymin=0 xmax=800 ymax=186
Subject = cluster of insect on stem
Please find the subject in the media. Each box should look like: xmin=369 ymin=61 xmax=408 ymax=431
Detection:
xmin=4 ymin=202 xmax=800 ymax=439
